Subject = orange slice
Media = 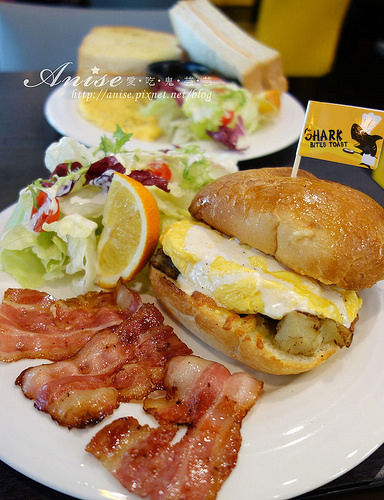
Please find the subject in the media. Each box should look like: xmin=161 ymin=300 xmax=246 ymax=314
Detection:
xmin=97 ymin=172 xmax=160 ymax=288
xmin=257 ymin=90 xmax=281 ymax=115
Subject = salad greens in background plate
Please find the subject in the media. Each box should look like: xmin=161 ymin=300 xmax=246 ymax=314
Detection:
xmin=140 ymin=78 xmax=278 ymax=150
xmin=0 ymin=129 xmax=237 ymax=295
xmin=44 ymin=84 xmax=305 ymax=160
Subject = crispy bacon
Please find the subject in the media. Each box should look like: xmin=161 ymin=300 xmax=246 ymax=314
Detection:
xmin=0 ymin=281 xmax=141 ymax=362
xmin=16 ymin=304 xmax=192 ymax=428
xmin=87 ymin=417 xmax=179 ymax=494
xmin=87 ymin=355 xmax=263 ymax=500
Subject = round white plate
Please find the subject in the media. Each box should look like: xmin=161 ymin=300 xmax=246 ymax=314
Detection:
xmin=44 ymin=84 xmax=305 ymax=161
xmin=1 ymin=204 xmax=383 ymax=500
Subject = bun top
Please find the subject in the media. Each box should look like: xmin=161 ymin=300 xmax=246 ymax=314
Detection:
xmin=189 ymin=168 xmax=384 ymax=290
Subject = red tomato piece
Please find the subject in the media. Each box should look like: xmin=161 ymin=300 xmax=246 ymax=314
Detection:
xmin=31 ymin=191 xmax=60 ymax=232
xmin=220 ymin=110 xmax=235 ymax=126
xmin=148 ymin=161 xmax=172 ymax=181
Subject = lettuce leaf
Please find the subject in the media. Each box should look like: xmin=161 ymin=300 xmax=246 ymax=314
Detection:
xmin=0 ymin=225 xmax=65 ymax=288
xmin=95 ymin=125 xmax=133 ymax=155
xmin=43 ymin=215 xmax=98 ymax=294
xmin=142 ymin=80 xmax=263 ymax=148
xmin=0 ymin=215 xmax=97 ymax=294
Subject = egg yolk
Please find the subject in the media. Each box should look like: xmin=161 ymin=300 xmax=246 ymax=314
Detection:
xmin=160 ymin=218 xmax=362 ymax=328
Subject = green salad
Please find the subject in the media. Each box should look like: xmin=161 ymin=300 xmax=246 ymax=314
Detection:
xmin=142 ymin=78 xmax=279 ymax=150
xmin=0 ymin=128 xmax=237 ymax=294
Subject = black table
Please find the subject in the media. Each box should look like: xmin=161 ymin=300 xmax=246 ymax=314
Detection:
xmin=1 ymin=71 xmax=384 ymax=500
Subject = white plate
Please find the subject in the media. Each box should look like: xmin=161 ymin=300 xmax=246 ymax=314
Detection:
xmin=44 ymin=84 xmax=305 ymax=161
xmin=1 ymin=203 xmax=384 ymax=500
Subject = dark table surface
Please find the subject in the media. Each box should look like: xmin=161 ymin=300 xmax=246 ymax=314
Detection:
xmin=1 ymin=6 xmax=384 ymax=494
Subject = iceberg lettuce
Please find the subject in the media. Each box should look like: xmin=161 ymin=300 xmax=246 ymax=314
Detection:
xmin=142 ymin=80 xmax=269 ymax=149
xmin=0 ymin=129 xmax=237 ymax=293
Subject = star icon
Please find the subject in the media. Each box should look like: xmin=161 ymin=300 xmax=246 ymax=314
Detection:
xmin=91 ymin=66 xmax=100 ymax=75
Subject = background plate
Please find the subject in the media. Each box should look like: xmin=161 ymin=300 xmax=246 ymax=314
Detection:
xmin=1 ymin=205 xmax=384 ymax=500
xmin=44 ymin=84 xmax=305 ymax=161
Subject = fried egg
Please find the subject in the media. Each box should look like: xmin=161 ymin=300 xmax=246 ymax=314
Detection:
xmin=160 ymin=218 xmax=362 ymax=328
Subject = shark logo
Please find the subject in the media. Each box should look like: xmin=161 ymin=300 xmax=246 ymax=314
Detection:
xmin=344 ymin=112 xmax=383 ymax=168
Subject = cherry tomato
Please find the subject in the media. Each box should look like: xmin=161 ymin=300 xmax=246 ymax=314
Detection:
xmin=148 ymin=161 xmax=172 ymax=181
xmin=31 ymin=190 xmax=60 ymax=232
xmin=221 ymin=110 xmax=235 ymax=126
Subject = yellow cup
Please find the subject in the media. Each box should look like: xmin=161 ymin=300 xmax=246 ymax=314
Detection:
xmin=254 ymin=0 xmax=351 ymax=77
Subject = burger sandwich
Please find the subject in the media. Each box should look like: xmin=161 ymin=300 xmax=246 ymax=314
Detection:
xmin=149 ymin=168 xmax=384 ymax=375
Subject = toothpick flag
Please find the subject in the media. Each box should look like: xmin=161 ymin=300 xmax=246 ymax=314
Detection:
xmin=292 ymin=101 xmax=384 ymax=177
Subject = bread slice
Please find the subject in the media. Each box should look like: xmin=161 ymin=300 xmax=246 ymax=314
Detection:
xmin=77 ymin=26 xmax=183 ymax=88
xmin=169 ymin=0 xmax=288 ymax=94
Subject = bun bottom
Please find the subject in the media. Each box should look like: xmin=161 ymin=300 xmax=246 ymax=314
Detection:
xmin=149 ymin=266 xmax=338 ymax=375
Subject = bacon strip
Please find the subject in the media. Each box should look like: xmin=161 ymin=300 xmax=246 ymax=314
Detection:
xmin=87 ymin=355 xmax=263 ymax=500
xmin=0 ymin=281 xmax=141 ymax=362
xmin=16 ymin=304 xmax=192 ymax=428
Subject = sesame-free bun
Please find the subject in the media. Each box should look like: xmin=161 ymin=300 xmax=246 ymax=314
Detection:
xmin=189 ymin=167 xmax=384 ymax=290
xmin=149 ymin=266 xmax=338 ymax=375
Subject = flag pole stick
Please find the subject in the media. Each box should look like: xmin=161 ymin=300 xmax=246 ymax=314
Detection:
xmin=291 ymin=154 xmax=301 ymax=177
xmin=291 ymin=101 xmax=310 ymax=178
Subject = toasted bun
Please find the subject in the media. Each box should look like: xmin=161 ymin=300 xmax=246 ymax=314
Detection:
xmin=189 ymin=168 xmax=384 ymax=290
xmin=149 ymin=266 xmax=338 ymax=375
xmin=169 ymin=0 xmax=287 ymax=94
xmin=77 ymin=26 xmax=182 ymax=88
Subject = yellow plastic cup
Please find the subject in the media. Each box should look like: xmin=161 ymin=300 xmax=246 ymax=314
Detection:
xmin=254 ymin=0 xmax=351 ymax=77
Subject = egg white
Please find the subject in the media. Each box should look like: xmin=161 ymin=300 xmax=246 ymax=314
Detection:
xmin=160 ymin=219 xmax=362 ymax=328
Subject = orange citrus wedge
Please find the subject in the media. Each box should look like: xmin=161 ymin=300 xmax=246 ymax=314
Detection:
xmin=257 ymin=90 xmax=281 ymax=115
xmin=97 ymin=172 xmax=160 ymax=288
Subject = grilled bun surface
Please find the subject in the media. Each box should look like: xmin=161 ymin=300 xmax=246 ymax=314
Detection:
xmin=149 ymin=167 xmax=384 ymax=375
xmin=189 ymin=167 xmax=384 ymax=290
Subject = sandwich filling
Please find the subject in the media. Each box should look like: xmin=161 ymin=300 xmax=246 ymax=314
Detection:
xmin=160 ymin=218 xmax=362 ymax=330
